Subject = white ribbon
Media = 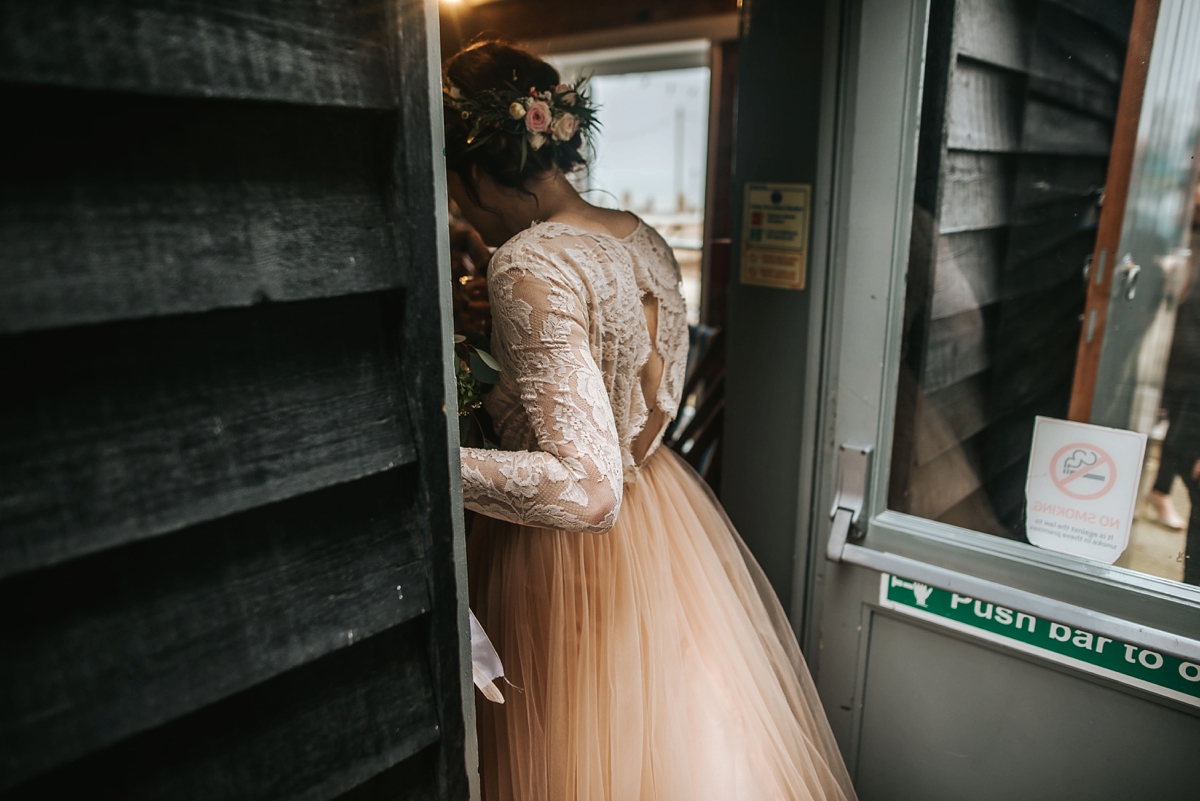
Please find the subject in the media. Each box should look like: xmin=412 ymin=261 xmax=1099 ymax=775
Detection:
xmin=470 ymin=609 xmax=505 ymax=704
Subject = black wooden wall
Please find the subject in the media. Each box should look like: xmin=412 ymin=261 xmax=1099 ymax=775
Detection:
xmin=0 ymin=1 xmax=471 ymax=798
xmin=891 ymin=0 xmax=1134 ymax=537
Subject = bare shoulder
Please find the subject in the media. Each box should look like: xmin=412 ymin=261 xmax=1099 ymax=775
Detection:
xmin=545 ymin=207 xmax=640 ymax=240
xmin=592 ymin=208 xmax=640 ymax=239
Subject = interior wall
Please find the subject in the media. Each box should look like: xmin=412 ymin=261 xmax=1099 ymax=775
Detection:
xmin=722 ymin=0 xmax=830 ymax=617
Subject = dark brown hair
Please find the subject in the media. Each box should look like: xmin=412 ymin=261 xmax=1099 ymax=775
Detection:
xmin=443 ymin=40 xmax=589 ymax=205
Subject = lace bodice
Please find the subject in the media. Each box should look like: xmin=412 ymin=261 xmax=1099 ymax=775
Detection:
xmin=460 ymin=219 xmax=688 ymax=533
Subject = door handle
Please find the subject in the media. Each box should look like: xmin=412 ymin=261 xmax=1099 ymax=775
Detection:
xmin=827 ymin=443 xmax=873 ymax=562
xmin=1119 ymin=253 xmax=1140 ymax=300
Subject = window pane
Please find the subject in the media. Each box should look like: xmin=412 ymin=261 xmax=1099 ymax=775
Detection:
xmin=587 ymin=68 xmax=710 ymax=323
xmin=889 ymin=0 xmax=1200 ymax=587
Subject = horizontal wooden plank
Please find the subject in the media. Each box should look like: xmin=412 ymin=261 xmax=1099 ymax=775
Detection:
xmin=911 ymin=378 xmax=985 ymax=469
xmin=0 ymin=0 xmax=396 ymax=108
xmin=0 ymin=294 xmax=415 ymax=579
xmin=904 ymin=431 xmax=985 ymax=521
xmin=922 ymin=306 xmax=994 ymax=393
xmin=989 ymin=457 xmax=1034 ymax=533
xmin=982 ymin=382 xmax=1073 ymax=486
xmin=939 ymin=151 xmax=1011 ymax=233
xmin=954 ymin=0 xmax=1030 ymax=72
xmin=334 ymin=744 xmax=440 ymax=801
xmin=990 ymin=335 xmax=1078 ymax=418
xmin=982 ymin=411 xmax=1041 ymax=479
xmin=947 ymin=58 xmax=1024 ymax=152
xmin=928 ymin=374 xmax=992 ymax=445
xmin=936 ymin=485 xmax=1018 ymax=539
xmin=0 ymin=87 xmax=403 ymax=333
xmin=1028 ymin=21 xmax=1121 ymax=119
xmin=0 ymin=468 xmax=430 ymax=789
xmin=1045 ymin=0 xmax=1134 ymax=44
xmin=6 ymin=622 xmax=441 ymax=800
xmin=931 ymin=229 xmax=1004 ymax=319
xmin=1005 ymin=212 xmax=1096 ymax=264
xmin=1027 ymin=73 xmax=1118 ymax=121
xmin=1011 ymin=155 xmax=1107 ymax=211
xmin=1008 ymin=193 xmax=1100 ymax=230
xmin=992 ymin=286 xmax=1084 ymax=364
xmin=1036 ymin=4 xmax=1128 ymax=83
xmin=1004 ymin=227 xmax=1095 ymax=297
xmin=1020 ymin=97 xmax=1113 ymax=155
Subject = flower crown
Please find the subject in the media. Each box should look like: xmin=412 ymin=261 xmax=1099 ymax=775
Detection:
xmin=444 ymin=78 xmax=599 ymax=169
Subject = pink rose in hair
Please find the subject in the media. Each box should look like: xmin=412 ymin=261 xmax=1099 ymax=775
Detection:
xmin=525 ymin=100 xmax=551 ymax=133
xmin=551 ymin=112 xmax=579 ymax=142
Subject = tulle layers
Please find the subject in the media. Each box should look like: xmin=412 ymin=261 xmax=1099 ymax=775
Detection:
xmin=468 ymin=449 xmax=856 ymax=801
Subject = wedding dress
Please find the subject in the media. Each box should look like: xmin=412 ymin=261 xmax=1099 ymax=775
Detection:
xmin=461 ymin=219 xmax=857 ymax=801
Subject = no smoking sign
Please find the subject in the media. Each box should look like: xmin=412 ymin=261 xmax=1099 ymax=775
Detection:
xmin=1050 ymin=443 xmax=1116 ymax=500
xmin=1026 ymin=418 xmax=1146 ymax=564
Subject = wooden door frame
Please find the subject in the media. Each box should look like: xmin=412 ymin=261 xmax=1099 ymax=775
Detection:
xmin=1068 ymin=0 xmax=1162 ymax=422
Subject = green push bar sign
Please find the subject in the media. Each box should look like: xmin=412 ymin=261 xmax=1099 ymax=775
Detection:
xmin=880 ymin=574 xmax=1200 ymax=708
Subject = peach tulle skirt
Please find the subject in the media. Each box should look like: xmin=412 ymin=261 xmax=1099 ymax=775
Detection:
xmin=468 ymin=448 xmax=857 ymax=801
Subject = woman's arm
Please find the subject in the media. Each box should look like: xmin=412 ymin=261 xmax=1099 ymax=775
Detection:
xmin=460 ymin=253 xmax=623 ymax=533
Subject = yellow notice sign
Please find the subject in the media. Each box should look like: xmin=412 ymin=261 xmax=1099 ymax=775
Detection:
xmin=740 ymin=182 xmax=811 ymax=290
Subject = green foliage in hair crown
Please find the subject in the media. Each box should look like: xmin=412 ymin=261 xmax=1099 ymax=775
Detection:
xmin=444 ymin=78 xmax=599 ymax=171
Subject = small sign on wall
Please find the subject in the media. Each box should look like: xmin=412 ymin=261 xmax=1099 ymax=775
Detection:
xmin=740 ymin=182 xmax=811 ymax=290
xmin=1025 ymin=416 xmax=1147 ymax=564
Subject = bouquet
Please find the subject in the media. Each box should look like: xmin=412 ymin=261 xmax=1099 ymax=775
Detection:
xmin=454 ymin=331 xmax=500 ymax=448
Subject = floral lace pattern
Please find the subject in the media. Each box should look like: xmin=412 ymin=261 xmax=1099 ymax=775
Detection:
xmin=460 ymin=219 xmax=688 ymax=533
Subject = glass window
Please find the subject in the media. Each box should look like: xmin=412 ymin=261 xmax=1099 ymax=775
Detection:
xmin=889 ymin=0 xmax=1200 ymax=586
xmin=553 ymin=45 xmax=711 ymax=324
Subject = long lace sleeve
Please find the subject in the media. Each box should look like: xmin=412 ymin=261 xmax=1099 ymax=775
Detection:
xmin=460 ymin=251 xmax=624 ymax=533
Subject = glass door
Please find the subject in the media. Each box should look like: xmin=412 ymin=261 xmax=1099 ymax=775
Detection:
xmin=805 ymin=0 xmax=1200 ymax=796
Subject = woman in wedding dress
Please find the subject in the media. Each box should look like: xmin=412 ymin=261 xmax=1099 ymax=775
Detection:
xmin=445 ymin=41 xmax=857 ymax=801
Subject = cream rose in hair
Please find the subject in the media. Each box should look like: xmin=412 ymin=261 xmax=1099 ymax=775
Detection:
xmin=524 ymin=100 xmax=551 ymax=133
xmin=508 ymin=101 xmax=526 ymax=120
xmin=551 ymin=112 xmax=579 ymax=142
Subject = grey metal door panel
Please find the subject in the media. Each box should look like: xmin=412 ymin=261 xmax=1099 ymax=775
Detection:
xmin=805 ymin=0 xmax=1200 ymax=793
xmin=1091 ymin=0 xmax=1200 ymax=431
xmin=857 ymin=614 xmax=1200 ymax=801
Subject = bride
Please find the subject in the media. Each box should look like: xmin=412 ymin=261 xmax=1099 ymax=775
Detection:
xmin=445 ymin=40 xmax=857 ymax=801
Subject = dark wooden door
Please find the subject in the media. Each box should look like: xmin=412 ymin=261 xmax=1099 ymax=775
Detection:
xmin=0 ymin=1 xmax=471 ymax=798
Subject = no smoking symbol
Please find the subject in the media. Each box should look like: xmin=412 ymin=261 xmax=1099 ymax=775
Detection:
xmin=1050 ymin=442 xmax=1117 ymax=500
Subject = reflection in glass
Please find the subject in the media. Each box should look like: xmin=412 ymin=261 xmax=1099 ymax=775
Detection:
xmin=889 ymin=0 xmax=1200 ymax=587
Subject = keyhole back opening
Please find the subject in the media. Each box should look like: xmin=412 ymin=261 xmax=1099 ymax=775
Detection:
xmin=631 ymin=294 xmax=667 ymax=467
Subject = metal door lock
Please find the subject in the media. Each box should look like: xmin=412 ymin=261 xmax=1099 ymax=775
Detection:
xmin=1119 ymin=253 xmax=1140 ymax=300
xmin=827 ymin=443 xmax=873 ymax=562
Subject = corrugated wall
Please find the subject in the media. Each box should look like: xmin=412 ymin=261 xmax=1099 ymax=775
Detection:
xmin=0 ymin=1 xmax=469 ymax=798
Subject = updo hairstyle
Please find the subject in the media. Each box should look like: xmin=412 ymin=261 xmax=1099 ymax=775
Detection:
xmin=443 ymin=40 xmax=589 ymax=204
